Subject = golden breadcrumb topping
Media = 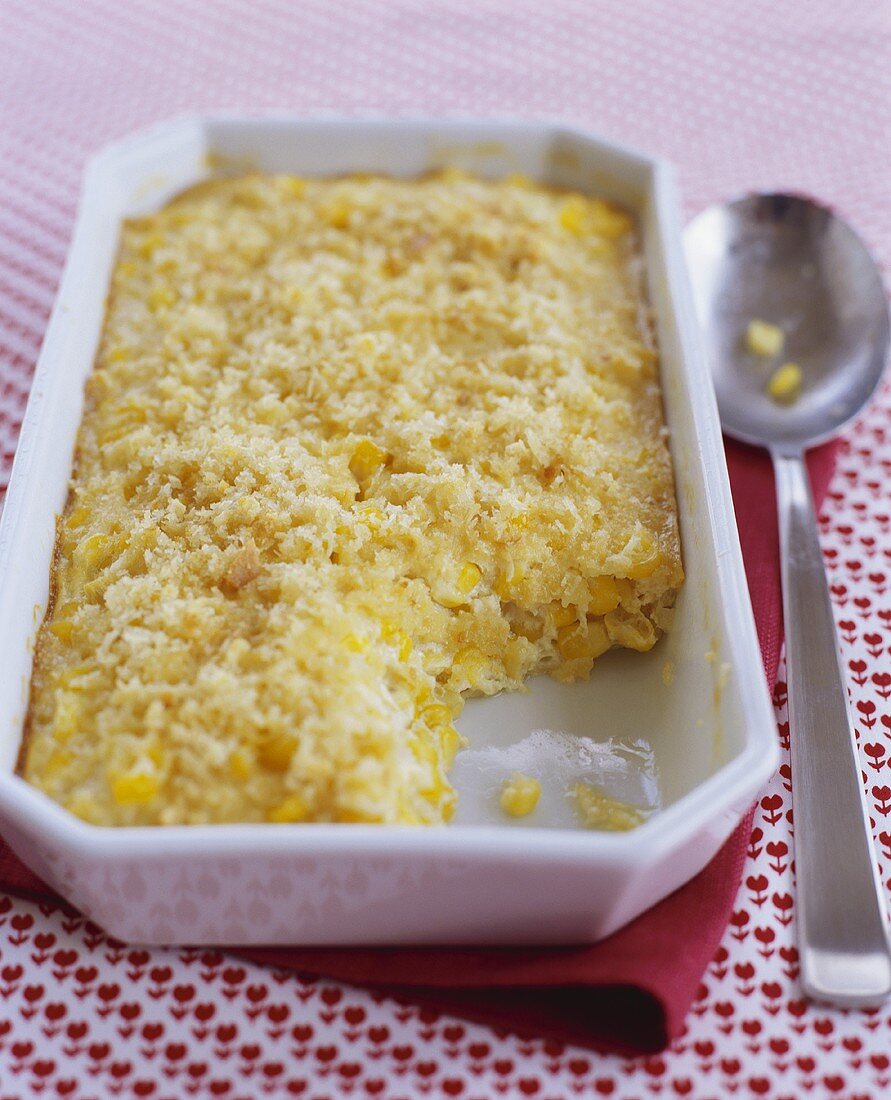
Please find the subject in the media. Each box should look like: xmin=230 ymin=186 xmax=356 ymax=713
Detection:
xmin=23 ymin=171 xmax=683 ymax=826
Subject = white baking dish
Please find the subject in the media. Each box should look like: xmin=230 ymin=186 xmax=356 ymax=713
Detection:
xmin=0 ymin=116 xmax=778 ymax=945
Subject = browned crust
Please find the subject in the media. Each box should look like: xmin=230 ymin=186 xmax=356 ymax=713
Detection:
xmin=16 ymin=248 xmax=124 ymax=775
xmin=17 ymin=505 xmax=68 ymax=774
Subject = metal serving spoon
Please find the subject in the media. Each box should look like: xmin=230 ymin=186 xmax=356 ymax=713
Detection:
xmin=684 ymin=193 xmax=891 ymax=1007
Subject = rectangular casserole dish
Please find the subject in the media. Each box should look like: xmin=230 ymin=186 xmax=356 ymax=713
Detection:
xmin=0 ymin=116 xmax=778 ymax=945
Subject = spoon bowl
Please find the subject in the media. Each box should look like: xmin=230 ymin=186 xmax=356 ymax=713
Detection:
xmin=685 ymin=193 xmax=891 ymax=1008
xmin=685 ymin=193 xmax=889 ymax=454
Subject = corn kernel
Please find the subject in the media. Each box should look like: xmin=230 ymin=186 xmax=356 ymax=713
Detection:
xmin=343 ymin=633 xmax=369 ymax=653
xmin=266 ymin=794 xmax=309 ymax=823
xmin=767 ymin=362 xmax=803 ymax=404
xmin=502 ymin=636 xmax=527 ymax=679
xmin=66 ymin=506 xmax=90 ymax=530
xmin=587 ymin=575 xmax=620 ymax=615
xmin=605 ymin=612 xmax=656 ymax=652
xmin=745 ymin=319 xmax=784 ymax=357
xmin=381 ymin=620 xmax=412 ymax=660
xmin=556 ymin=624 xmax=581 ymax=660
xmin=73 ymin=533 xmax=115 ymax=575
xmin=49 ymin=620 xmax=75 ymax=642
xmin=229 ymin=750 xmax=251 ymax=780
xmin=557 ymin=619 xmax=611 ymax=662
xmin=138 ymin=232 xmax=165 ymax=258
xmin=438 ymin=562 xmax=483 ymax=607
xmin=550 ymin=602 xmax=578 ymax=628
xmin=284 ymin=176 xmax=306 ymax=198
xmin=412 ymin=735 xmax=439 ymax=767
xmin=441 ymin=726 xmax=464 ymax=768
xmin=322 ymin=197 xmax=350 ymax=229
xmin=559 ymin=196 xmax=588 ymax=236
xmin=257 ymin=733 xmax=299 ymax=773
xmin=572 ymin=782 xmax=644 ymax=831
xmin=559 ymin=196 xmax=632 ymax=239
xmin=111 ymin=772 xmax=159 ymax=805
xmin=421 ymin=703 xmax=453 ymax=729
xmin=419 ymin=774 xmax=448 ymax=806
xmin=106 ymin=345 xmax=131 ymax=363
xmin=453 ymin=646 xmax=489 ymax=687
xmin=500 ymin=772 xmax=541 ymax=817
xmin=588 ymin=200 xmax=634 ymax=240
xmin=349 ymin=439 xmax=387 ymax=482
xmin=624 ymin=532 xmax=662 ymax=580
xmin=495 ymin=561 xmax=524 ymax=599
xmin=456 ymin=561 xmax=482 ymax=594
xmin=357 ymin=503 xmax=383 ymax=530
xmin=409 ymin=686 xmax=430 ymax=713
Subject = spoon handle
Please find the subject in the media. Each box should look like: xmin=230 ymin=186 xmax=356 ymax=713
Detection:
xmin=774 ymin=451 xmax=891 ymax=1006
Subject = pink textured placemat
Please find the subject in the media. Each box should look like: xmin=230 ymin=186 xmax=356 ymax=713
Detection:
xmin=1 ymin=1 xmax=889 ymax=1096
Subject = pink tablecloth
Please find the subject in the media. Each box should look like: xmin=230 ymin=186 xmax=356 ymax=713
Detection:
xmin=1 ymin=1 xmax=889 ymax=1096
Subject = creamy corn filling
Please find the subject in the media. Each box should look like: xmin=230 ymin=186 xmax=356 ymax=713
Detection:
xmin=23 ymin=171 xmax=683 ymax=826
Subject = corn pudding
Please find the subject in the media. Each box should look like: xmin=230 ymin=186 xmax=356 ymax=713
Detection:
xmin=22 ymin=171 xmax=683 ymax=826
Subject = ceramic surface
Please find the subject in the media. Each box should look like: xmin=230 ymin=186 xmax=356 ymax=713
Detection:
xmin=0 ymin=117 xmax=778 ymax=945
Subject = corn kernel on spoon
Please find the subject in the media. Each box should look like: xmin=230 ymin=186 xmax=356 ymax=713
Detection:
xmin=684 ymin=193 xmax=891 ymax=1007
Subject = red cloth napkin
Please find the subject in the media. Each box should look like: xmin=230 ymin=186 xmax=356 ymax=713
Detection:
xmin=0 ymin=437 xmax=838 ymax=1054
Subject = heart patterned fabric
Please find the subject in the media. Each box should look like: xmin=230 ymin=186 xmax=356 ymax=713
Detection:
xmin=1 ymin=0 xmax=889 ymax=1094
